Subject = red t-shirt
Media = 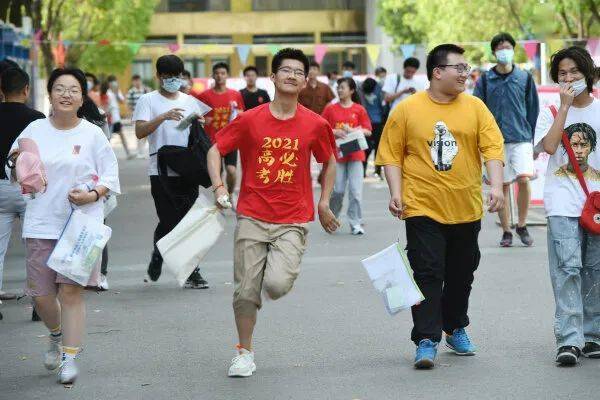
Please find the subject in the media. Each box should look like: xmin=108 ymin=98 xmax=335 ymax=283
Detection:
xmin=196 ymin=88 xmax=246 ymax=142
xmin=216 ymin=103 xmax=335 ymax=224
xmin=321 ymin=102 xmax=372 ymax=163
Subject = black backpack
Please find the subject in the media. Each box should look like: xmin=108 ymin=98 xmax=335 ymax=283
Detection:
xmin=156 ymin=119 xmax=213 ymax=188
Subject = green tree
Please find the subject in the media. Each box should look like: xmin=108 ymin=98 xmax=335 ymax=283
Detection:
xmin=30 ymin=0 xmax=157 ymax=77
xmin=378 ymin=0 xmax=600 ymax=55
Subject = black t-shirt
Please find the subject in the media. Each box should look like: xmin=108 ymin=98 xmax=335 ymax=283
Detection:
xmin=240 ymin=88 xmax=271 ymax=110
xmin=0 ymin=102 xmax=45 ymax=179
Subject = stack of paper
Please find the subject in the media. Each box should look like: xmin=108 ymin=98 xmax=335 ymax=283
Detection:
xmin=361 ymin=243 xmax=425 ymax=315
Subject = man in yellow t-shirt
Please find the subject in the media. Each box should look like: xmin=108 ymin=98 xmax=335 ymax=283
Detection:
xmin=376 ymin=44 xmax=505 ymax=369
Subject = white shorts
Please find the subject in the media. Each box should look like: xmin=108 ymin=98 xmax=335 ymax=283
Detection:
xmin=503 ymin=142 xmax=535 ymax=184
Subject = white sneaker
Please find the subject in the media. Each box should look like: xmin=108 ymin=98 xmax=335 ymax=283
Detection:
xmin=98 ymin=274 xmax=109 ymax=291
xmin=228 ymin=347 xmax=256 ymax=377
xmin=58 ymin=356 xmax=79 ymax=384
xmin=44 ymin=336 xmax=61 ymax=370
xmin=351 ymin=225 xmax=365 ymax=235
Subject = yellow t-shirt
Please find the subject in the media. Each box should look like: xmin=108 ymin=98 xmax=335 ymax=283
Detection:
xmin=376 ymin=91 xmax=504 ymax=224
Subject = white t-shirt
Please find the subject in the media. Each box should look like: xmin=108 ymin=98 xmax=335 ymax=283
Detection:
xmin=132 ymin=91 xmax=204 ymax=176
xmin=107 ymin=89 xmax=124 ymax=124
xmin=382 ymin=73 xmax=428 ymax=110
xmin=534 ymin=98 xmax=600 ymax=217
xmin=11 ymin=118 xmax=121 ymax=239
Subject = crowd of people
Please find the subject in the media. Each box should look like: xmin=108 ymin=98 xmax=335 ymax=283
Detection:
xmin=0 ymin=31 xmax=599 ymax=386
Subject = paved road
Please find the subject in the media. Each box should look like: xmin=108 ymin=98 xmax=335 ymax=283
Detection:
xmin=1 ymin=132 xmax=598 ymax=400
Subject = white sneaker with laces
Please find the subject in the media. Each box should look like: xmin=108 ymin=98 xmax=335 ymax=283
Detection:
xmin=228 ymin=347 xmax=256 ymax=377
xmin=59 ymin=356 xmax=79 ymax=384
xmin=44 ymin=336 xmax=61 ymax=370
xmin=351 ymin=225 xmax=365 ymax=235
xmin=98 ymin=274 xmax=109 ymax=291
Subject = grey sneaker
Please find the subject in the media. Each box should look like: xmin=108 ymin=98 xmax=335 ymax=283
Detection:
xmin=516 ymin=226 xmax=534 ymax=246
xmin=44 ymin=335 xmax=61 ymax=370
xmin=582 ymin=342 xmax=600 ymax=358
xmin=500 ymin=231 xmax=513 ymax=247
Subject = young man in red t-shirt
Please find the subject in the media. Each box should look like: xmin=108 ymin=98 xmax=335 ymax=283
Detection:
xmin=196 ymin=62 xmax=245 ymax=199
xmin=207 ymin=48 xmax=340 ymax=378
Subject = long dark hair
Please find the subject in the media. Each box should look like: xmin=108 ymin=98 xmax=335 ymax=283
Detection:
xmin=337 ymin=77 xmax=360 ymax=103
xmin=47 ymin=68 xmax=106 ymax=127
xmin=550 ymin=46 xmax=597 ymax=93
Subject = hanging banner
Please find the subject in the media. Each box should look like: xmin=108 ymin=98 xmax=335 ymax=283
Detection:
xmin=400 ymin=44 xmax=416 ymax=58
xmin=587 ymin=38 xmax=599 ymax=57
xmin=314 ymin=44 xmax=328 ymax=64
xmin=366 ymin=44 xmax=381 ymax=66
xmin=523 ymin=41 xmax=539 ymax=61
xmin=167 ymin=43 xmax=180 ymax=53
xmin=98 ymin=39 xmax=111 ymax=46
xmin=52 ymin=41 xmax=66 ymax=67
xmin=267 ymin=44 xmax=280 ymax=56
xmin=236 ymin=44 xmax=251 ymax=64
xmin=127 ymin=43 xmax=141 ymax=55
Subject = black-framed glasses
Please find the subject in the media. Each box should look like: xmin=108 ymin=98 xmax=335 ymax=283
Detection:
xmin=436 ymin=64 xmax=471 ymax=75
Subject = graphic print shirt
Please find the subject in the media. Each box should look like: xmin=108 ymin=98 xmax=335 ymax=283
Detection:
xmin=376 ymin=91 xmax=504 ymax=224
xmin=534 ymin=99 xmax=600 ymax=217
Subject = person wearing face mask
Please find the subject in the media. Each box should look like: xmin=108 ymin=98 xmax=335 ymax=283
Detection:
xmin=533 ymin=46 xmax=600 ymax=366
xmin=377 ymin=44 xmax=505 ymax=369
xmin=133 ymin=54 xmax=210 ymax=289
xmin=6 ymin=68 xmax=120 ymax=384
xmin=474 ymin=33 xmax=539 ymax=249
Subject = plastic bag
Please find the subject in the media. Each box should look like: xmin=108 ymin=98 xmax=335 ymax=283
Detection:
xmin=361 ymin=243 xmax=424 ymax=315
xmin=157 ymin=195 xmax=224 ymax=287
xmin=47 ymin=209 xmax=112 ymax=286
xmin=103 ymin=194 xmax=118 ymax=217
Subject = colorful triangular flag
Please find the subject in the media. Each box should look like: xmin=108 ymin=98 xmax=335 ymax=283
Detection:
xmin=168 ymin=43 xmax=180 ymax=53
xmin=127 ymin=43 xmax=141 ymax=55
xmin=523 ymin=40 xmax=539 ymax=61
xmin=237 ymin=44 xmax=251 ymax=65
xmin=366 ymin=44 xmax=381 ymax=66
xmin=314 ymin=44 xmax=328 ymax=64
xmin=586 ymin=38 xmax=599 ymax=57
xmin=400 ymin=44 xmax=416 ymax=58
xmin=267 ymin=44 xmax=280 ymax=56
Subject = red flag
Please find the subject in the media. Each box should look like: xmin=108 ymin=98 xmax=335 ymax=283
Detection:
xmin=523 ymin=41 xmax=539 ymax=61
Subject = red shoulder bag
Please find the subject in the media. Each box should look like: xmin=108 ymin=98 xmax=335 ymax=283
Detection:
xmin=549 ymin=105 xmax=600 ymax=235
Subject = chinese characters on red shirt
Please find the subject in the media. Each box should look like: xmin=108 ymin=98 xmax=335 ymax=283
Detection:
xmin=256 ymin=136 xmax=300 ymax=184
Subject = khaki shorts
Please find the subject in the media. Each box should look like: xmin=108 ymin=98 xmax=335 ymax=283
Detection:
xmin=233 ymin=216 xmax=308 ymax=317
xmin=25 ymin=238 xmax=100 ymax=297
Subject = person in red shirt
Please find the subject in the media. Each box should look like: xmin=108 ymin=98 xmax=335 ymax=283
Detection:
xmin=196 ymin=62 xmax=245 ymax=199
xmin=207 ymin=48 xmax=340 ymax=378
xmin=322 ymin=77 xmax=372 ymax=235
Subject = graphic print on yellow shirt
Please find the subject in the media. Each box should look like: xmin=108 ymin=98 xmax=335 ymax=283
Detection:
xmin=376 ymin=91 xmax=504 ymax=224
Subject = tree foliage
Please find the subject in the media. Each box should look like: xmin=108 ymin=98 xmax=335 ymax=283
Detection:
xmin=30 ymin=0 xmax=157 ymax=77
xmin=378 ymin=0 xmax=600 ymax=46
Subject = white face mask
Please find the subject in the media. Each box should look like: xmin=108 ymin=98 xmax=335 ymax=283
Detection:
xmin=561 ymin=78 xmax=588 ymax=97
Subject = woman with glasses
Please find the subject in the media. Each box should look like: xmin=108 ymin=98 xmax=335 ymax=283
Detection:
xmin=6 ymin=68 xmax=120 ymax=384
xmin=322 ymin=77 xmax=372 ymax=235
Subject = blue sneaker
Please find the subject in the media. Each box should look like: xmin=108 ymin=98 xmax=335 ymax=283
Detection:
xmin=414 ymin=339 xmax=438 ymax=369
xmin=445 ymin=328 xmax=476 ymax=355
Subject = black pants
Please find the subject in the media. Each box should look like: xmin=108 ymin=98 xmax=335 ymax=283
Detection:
xmin=150 ymin=176 xmax=199 ymax=265
xmin=363 ymin=122 xmax=383 ymax=175
xmin=405 ymin=216 xmax=481 ymax=344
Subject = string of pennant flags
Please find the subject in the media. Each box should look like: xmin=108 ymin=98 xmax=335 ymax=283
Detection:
xmin=2 ymin=27 xmax=599 ymax=68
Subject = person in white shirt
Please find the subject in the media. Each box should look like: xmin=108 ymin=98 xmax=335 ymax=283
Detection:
xmin=103 ymin=75 xmax=133 ymax=159
xmin=6 ymin=68 xmax=120 ymax=384
xmin=534 ymin=46 xmax=600 ymax=366
xmin=382 ymin=57 xmax=427 ymax=111
xmin=133 ymin=54 xmax=209 ymax=289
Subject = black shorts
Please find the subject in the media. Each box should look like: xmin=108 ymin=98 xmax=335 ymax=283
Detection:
xmin=111 ymin=122 xmax=122 ymax=133
xmin=223 ymin=150 xmax=238 ymax=167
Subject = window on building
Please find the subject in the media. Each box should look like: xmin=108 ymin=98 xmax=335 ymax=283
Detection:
xmin=184 ymin=35 xmax=232 ymax=44
xmin=252 ymin=0 xmax=364 ymax=11
xmin=253 ymin=34 xmax=314 ymax=44
xmin=210 ymin=57 xmax=231 ymax=73
xmin=166 ymin=0 xmax=230 ymax=12
xmin=145 ymin=36 xmax=177 ymax=44
xmin=254 ymin=56 xmax=268 ymax=76
xmin=184 ymin=58 xmax=206 ymax=78
xmin=321 ymin=32 xmax=366 ymax=44
xmin=131 ymin=60 xmax=155 ymax=88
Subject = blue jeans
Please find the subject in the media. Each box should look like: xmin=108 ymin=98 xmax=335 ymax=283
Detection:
xmin=330 ymin=161 xmax=363 ymax=228
xmin=0 ymin=180 xmax=26 ymax=290
xmin=547 ymin=216 xmax=600 ymax=349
